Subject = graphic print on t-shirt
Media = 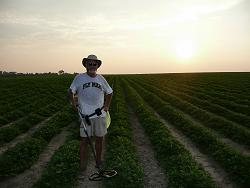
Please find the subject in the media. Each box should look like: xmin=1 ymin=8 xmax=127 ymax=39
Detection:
xmin=82 ymin=82 xmax=102 ymax=90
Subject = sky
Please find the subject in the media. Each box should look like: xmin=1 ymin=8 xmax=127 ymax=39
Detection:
xmin=0 ymin=0 xmax=249 ymax=74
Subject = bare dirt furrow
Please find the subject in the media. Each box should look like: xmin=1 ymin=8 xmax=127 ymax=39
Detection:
xmin=77 ymin=140 xmax=103 ymax=188
xmin=0 ymin=122 xmax=74 ymax=188
xmin=177 ymin=110 xmax=250 ymax=156
xmin=128 ymin=106 xmax=168 ymax=188
xmin=153 ymin=111 xmax=237 ymax=188
xmin=0 ymin=112 xmax=60 ymax=155
xmin=0 ymin=118 xmax=21 ymax=129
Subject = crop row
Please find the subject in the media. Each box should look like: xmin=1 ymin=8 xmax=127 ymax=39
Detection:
xmin=137 ymin=75 xmax=250 ymax=114
xmin=0 ymin=91 xmax=63 ymax=116
xmin=127 ymin=79 xmax=250 ymax=187
xmin=0 ymin=95 xmax=65 ymax=126
xmin=0 ymin=100 xmax=65 ymax=145
xmin=170 ymin=77 xmax=250 ymax=114
xmin=180 ymin=72 xmax=249 ymax=90
xmin=170 ymin=81 xmax=250 ymax=107
xmin=0 ymin=96 xmax=59 ymax=126
xmin=32 ymin=122 xmax=80 ymax=188
xmin=186 ymin=77 xmax=250 ymax=97
xmin=160 ymin=73 xmax=250 ymax=101
xmin=143 ymin=74 xmax=250 ymax=106
xmin=122 ymin=79 xmax=217 ymax=187
xmin=0 ymin=87 xmax=67 ymax=121
xmin=0 ymin=82 xmax=56 ymax=108
xmin=0 ymin=113 xmax=44 ymax=145
xmin=0 ymin=86 xmax=36 ymax=104
xmin=192 ymin=83 xmax=250 ymax=101
xmin=0 ymin=75 xmax=75 ymax=114
xmin=33 ymin=139 xmax=80 ymax=188
xmin=103 ymin=77 xmax=144 ymax=187
xmin=0 ymin=106 xmax=76 ymax=177
xmin=134 ymin=76 xmax=250 ymax=128
xmin=0 ymin=86 xmax=57 ymax=105
xmin=0 ymin=101 xmax=60 ymax=127
xmin=130 ymin=78 xmax=250 ymax=148
xmin=162 ymin=80 xmax=250 ymax=116
xmin=0 ymin=94 xmax=38 ymax=113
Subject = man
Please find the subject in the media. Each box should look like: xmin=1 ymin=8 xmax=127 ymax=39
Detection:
xmin=68 ymin=54 xmax=113 ymax=173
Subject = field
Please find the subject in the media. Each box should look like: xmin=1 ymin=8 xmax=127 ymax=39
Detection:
xmin=0 ymin=72 xmax=250 ymax=188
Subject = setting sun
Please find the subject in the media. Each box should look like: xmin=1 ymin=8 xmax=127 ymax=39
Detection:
xmin=175 ymin=39 xmax=195 ymax=61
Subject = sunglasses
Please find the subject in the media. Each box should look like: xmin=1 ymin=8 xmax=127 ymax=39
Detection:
xmin=87 ymin=62 xmax=98 ymax=66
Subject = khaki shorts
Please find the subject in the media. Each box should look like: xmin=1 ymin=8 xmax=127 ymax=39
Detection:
xmin=80 ymin=117 xmax=107 ymax=137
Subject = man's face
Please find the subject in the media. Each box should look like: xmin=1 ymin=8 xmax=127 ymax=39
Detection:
xmin=86 ymin=60 xmax=98 ymax=74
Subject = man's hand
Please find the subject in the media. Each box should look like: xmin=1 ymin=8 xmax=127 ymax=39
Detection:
xmin=103 ymin=106 xmax=109 ymax=112
xmin=73 ymin=104 xmax=78 ymax=112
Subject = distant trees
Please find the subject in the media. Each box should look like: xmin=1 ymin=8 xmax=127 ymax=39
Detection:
xmin=58 ymin=70 xmax=64 ymax=75
xmin=0 ymin=70 xmax=70 ymax=76
xmin=0 ymin=71 xmax=17 ymax=75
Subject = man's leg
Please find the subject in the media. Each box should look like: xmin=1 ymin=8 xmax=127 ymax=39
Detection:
xmin=94 ymin=117 xmax=107 ymax=168
xmin=95 ymin=136 xmax=103 ymax=167
xmin=80 ymin=137 xmax=88 ymax=171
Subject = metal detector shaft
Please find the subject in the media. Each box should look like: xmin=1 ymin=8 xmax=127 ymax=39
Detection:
xmin=77 ymin=108 xmax=98 ymax=166
xmin=77 ymin=106 xmax=118 ymax=181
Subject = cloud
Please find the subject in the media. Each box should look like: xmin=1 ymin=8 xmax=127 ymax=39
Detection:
xmin=0 ymin=0 xmax=247 ymax=48
xmin=0 ymin=12 xmax=119 ymax=46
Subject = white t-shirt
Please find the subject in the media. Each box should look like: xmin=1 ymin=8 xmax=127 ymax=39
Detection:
xmin=70 ymin=73 xmax=113 ymax=118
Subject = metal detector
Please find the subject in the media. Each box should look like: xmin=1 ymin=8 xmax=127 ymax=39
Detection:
xmin=77 ymin=106 xmax=117 ymax=181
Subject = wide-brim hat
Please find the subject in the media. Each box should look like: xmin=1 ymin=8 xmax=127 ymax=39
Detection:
xmin=82 ymin=54 xmax=102 ymax=68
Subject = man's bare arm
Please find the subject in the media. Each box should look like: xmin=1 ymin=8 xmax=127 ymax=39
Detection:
xmin=68 ymin=89 xmax=78 ymax=111
xmin=104 ymin=93 xmax=113 ymax=112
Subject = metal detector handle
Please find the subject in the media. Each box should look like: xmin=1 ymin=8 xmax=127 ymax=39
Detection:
xmin=77 ymin=106 xmax=86 ymax=127
xmin=77 ymin=106 xmax=82 ymax=119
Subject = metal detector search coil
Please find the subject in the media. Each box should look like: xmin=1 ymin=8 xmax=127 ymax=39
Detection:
xmin=89 ymin=168 xmax=118 ymax=181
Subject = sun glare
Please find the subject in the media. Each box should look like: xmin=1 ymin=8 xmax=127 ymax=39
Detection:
xmin=175 ymin=39 xmax=195 ymax=61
